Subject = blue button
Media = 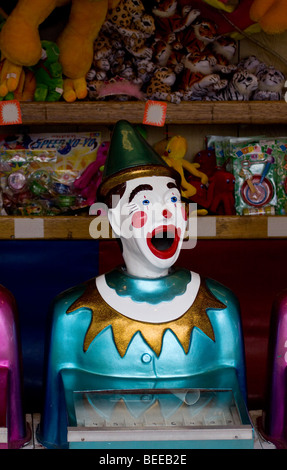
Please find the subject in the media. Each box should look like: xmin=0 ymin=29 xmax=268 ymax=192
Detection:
xmin=141 ymin=353 xmax=152 ymax=364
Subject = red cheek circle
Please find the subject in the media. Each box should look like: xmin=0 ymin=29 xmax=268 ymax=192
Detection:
xmin=181 ymin=205 xmax=187 ymax=221
xmin=131 ymin=211 xmax=147 ymax=228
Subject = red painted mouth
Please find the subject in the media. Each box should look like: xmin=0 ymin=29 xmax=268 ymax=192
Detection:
xmin=147 ymin=225 xmax=181 ymax=259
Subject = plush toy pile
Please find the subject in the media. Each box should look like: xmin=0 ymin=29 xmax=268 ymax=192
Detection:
xmin=0 ymin=0 xmax=286 ymax=103
xmin=86 ymin=0 xmax=286 ymax=102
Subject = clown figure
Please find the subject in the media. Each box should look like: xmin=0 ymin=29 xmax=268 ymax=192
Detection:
xmin=38 ymin=121 xmax=250 ymax=449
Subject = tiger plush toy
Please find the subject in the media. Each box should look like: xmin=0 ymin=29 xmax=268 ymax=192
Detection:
xmin=152 ymin=39 xmax=172 ymax=67
xmin=253 ymin=65 xmax=285 ymax=100
xmin=211 ymin=36 xmax=237 ymax=64
xmin=180 ymin=69 xmax=228 ymax=100
xmin=152 ymin=0 xmax=201 ymax=43
xmin=174 ymin=17 xmax=218 ymax=53
xmin=205 ymin=69 xmax=258 ymax=101
xmin=152 ymin=39 xmax=185 ymax=74
xmin=236 ymin=55 xmax=285 ymax=101
xmin=178 ymin=50 xmax=237 ymax=100
xmin=237 ymin=55 xmax=263 ymax=75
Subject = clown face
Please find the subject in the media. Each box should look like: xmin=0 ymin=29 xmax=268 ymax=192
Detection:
xmin=108 ymin=175 xmax=187 ymax=278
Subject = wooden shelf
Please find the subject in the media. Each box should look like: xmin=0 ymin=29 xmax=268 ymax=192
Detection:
xmin=2 ymin=215 xmax=287 ymax=240
xmin=3 ymin=100 xmax=287 ymax=241
xmin=18 ymin=101 xmax=287 ymax=125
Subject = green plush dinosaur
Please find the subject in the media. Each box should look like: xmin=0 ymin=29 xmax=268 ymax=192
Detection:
xmin=31 ymin=40 xmax=64 ymax=101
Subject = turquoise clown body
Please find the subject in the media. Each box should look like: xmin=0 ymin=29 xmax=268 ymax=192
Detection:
xmin=38 ymin=121 xmax=248 ymax=449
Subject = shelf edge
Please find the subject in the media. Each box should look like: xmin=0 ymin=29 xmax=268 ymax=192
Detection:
xmin=0 ymin=216 xmax=286 ymax=240
xmin=18 ymin=101 xmax=287 ymax=125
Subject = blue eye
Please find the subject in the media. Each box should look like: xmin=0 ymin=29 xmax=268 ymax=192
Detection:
xmin=171 ymin=196 xmax=178 ymax=203
xmin=142 ymin=199 xmax=150 ymax=205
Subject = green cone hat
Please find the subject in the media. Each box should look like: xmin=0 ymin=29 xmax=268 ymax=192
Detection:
xmin=97 ymin=120 xmax=179 ymax=200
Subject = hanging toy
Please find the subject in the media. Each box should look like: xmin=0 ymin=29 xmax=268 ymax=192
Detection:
xmin=154 ymin=135 xmax=208 ymax=198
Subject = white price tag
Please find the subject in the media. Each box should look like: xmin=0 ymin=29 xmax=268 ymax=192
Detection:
xmin=14 ymin=219 xmax=44 ymax=239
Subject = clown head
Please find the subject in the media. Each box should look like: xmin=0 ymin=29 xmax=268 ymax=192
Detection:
xmin=97 ymin=121 xmax=187 ymax=278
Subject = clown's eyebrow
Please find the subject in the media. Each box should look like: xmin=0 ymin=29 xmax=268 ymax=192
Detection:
xmin=167 ymin=182 xmax=178 ymax=190
xmin=128 ymin=184 xmax=153 ymax=203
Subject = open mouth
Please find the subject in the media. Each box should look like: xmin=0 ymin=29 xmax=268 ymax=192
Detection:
xmin=147 ymin=225 xmax=181 ymax=259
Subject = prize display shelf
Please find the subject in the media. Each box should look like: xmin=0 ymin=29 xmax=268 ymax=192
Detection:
xmin=19 ymin=100 xmax=287 ymax=125
xmin=2 ymin=214 xmax=287 ymax=240
xmin=2 ymin=100 xmax=287 ymax=241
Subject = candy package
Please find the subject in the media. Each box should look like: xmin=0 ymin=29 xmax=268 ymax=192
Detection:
xmin=0 ymin=132 xmax=101 ymax=215
xmin=206 ymin=135 xmax=234 ymax=172
xmin=230 ymin=138 xmax=277 ymax=216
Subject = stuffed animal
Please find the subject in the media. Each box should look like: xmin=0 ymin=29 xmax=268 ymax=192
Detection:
xmin=179 ymin=52 xmax=228 ymax=101
xmin=29 ymin=40 xmax=63 ymax=101
xmin=211 ymin=36 xmax=237 ymax=64
xmin=179 ymin=0 xmax=259 ymax=38
xmin=0 ymin=38 xmax=36 ymax=102
xmin=205 ymin=169 xmax=236 ymax=215
xmin=205 ymin=69 xmax=258 ymax=100
xmin=200 ymin=0 xmax=239 ymax=12
xmin=133 ymin=57 xmax=156 ymax=86
xmin=151 ymin=0 xmax=201 ymax=44
xmin=188 ymin=178 xmax=209 ymax=209
xmin=253 ymin=65 xmax=285 ymax=101
xmin=154 ymin=135 xmax=208 ymax=198
xmin=176 ymin=19 xmax=237 ymax=101
xmin=250 ymin=0 xmax=287 ymax=34
xmin=150 ymin=1 xmax=201 ymax=77
xmin=174 ymin=17 xmax=219 ymax=54
xmin=237 ymin=55 xmax=263 ymax=75
xmin=237 ymin=55 xmax=285 ymax=101
xmin=88 ymin=0 xmax=156 ymax=93
xmin=193 ymin=149 xmax=217 ymax=178
xmin=188 ymin=148 xmax=217 ymax=211
xmin=0 ymin=0 xmax=121 ymax=102
xmin=12 ymin=69 xmax=36 ymax=101
xmin=102 ymin=0 xmax=155 ymax=60
xmin=146 ymin=67 xmax=182 ymax=103
xmin=90 ymin=33 xmax=116 ymax=81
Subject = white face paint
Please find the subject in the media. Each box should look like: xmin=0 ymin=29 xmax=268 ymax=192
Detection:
xmin=108 ymin=176 xmax=187 ymax=278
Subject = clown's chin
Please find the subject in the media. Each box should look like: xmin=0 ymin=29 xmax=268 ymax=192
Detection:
xmin=147 ymin=225 xmax=181 ymax=260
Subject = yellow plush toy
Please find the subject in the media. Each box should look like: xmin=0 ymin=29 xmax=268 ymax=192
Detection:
xmin=250 ymin=0 xmax=287 ymax=34
xmin=0 ymin=0 xmax=120 ymax=102
xmin=154 ymin=136 xmax=208 ymax=199
xmin=201 ymin=0 xmax=239 ymax=13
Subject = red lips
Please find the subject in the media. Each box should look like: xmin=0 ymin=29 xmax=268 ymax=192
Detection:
xmin=147 ymin=225 xmax=181 ymax=259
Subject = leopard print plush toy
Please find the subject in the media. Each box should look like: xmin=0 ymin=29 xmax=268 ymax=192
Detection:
xmin=146 ymin=66 xmax=182 ymax=103
xmin=102 ymin=0 xmax=155 ymax=59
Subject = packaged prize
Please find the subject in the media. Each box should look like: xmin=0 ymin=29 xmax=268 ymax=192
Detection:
xmin=0 ymin=132 xmax=101 ymax=215
xmin=231 ymin=138 xmax=277 ymax=216
xmin=274 ymin=139 xmax=287 ymax=215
